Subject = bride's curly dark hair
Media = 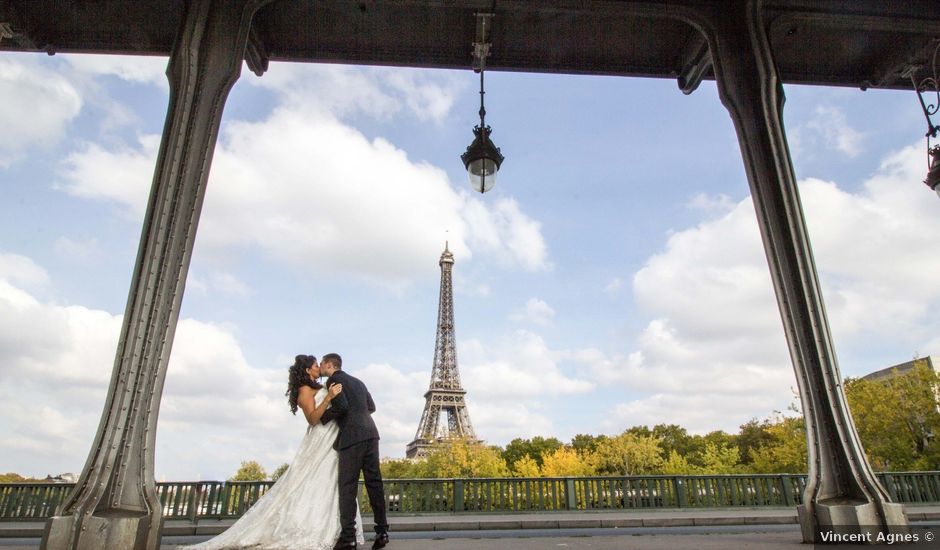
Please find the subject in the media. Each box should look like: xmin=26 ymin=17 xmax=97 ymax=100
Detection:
xmin=286 ymin=354 xmax=323 ymax=415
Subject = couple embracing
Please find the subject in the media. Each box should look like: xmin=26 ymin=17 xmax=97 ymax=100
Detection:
xmin=184 ymin=353 xmax=389 ymax=550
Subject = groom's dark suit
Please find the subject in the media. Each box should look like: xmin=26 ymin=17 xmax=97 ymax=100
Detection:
xmin=320 ymin=370 xmax=388 ymax=545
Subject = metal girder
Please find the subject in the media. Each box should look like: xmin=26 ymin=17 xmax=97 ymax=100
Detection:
xmin=39 ymin=1 xmax=273 ymax=549
xmin=700 ymin=0 xmax=908 ymax=542
xmin=2 ymin=1 xmax=938 ymax=89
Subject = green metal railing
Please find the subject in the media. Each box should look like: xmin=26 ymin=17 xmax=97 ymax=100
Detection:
xmin=2 ymin=472 xmax=938 ymax=522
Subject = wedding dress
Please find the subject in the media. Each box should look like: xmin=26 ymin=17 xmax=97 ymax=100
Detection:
xmin=181 ymin=388 xmax=365 ymax=550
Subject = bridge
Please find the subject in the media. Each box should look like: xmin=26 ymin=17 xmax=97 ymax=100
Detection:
xmin=3 ymin=473 xmax=940 ymax=541
xmin=2 ymin=1 xmax=939 ymax=548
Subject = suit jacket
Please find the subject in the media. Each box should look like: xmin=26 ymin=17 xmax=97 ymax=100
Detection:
xmin=319 ymin=370 xmax=379 ymax=450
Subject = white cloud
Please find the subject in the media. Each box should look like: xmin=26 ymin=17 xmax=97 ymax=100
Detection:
xmin=606 ymin=141 xmax=940 ymax=434
xmin=209 ymin=272 xmax=252 ymax=297
xmin=319 ymin=330 xmax=601 ymax=453
xmin=510 ymin=297 xmax=555 ymax=326
xmin=64 ymin=53 xmax=168 ymax=88
xmin=53 ymin=237 xmax=102 ymax=261
xmin=687 ymin=192 xmax=736 ymax=216
xmin=253 ymin=63 xmax=461 ymax=124
xmin=55 ymin=66 xmax=549 ymax=287
xmin=454 ymin=331 xmax=597 ymax=446
xmin=350 ymin=363 xmax=429 ymax=456
xmin=0 ymin=262 xmax=297 ymax=480
xmin=58 ymin=134 xmax=159 ymax=218
xmin=604 ymin=277 xmax=623 ymax=294
xmin=606 ymin=392 xmax=791 ymax=435
xmin=790 ymin=104 xmax=865 ymax=159
xmin=0 ymin=252 xmax=50 ymax=288
xmin=0 ymin=57 xmax=82 ymax=165
xmin=383 ymin=69 xmax=462 ymax=124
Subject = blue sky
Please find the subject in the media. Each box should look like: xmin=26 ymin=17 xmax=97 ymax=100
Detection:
xmin=1 ymin=51 xmax=938 ymax=481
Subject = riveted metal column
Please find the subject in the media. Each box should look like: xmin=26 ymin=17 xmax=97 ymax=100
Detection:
xmin=41 ymin=1 xmax=271 ymax=549
xmin=702 ymin=0 xmax=907 ymax=542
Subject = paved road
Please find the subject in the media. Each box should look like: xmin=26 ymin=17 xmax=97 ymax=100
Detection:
xmin=0 ymin=525 xmax=808 ymax=549
xmin=0 ymin=526 xmax=806 ymax=550
xmin=5 ymin=525 xmax=940 ymax=549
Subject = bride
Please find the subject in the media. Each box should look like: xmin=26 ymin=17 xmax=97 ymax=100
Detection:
xmin=182 ymin=354 xmax=365 ymax=550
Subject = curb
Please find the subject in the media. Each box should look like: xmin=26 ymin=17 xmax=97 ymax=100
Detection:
xmin=10 ymin=508 xmax=940 ymax=538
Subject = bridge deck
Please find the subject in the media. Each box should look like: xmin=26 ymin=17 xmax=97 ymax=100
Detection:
xmin=3 ymin=505 xmax=940 ymax=539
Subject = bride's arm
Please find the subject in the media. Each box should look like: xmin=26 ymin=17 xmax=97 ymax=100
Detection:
xmin=298 ymin=384 xmax=343 ymax=426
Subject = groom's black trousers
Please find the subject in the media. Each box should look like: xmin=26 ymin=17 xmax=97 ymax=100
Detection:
xmin=337 ymin=437 xmax=388 ymax=542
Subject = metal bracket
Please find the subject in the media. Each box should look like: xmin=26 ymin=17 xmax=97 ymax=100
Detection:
xmin=904 ymin=40 xmax=940 ymax=139
xmin=472 ymin=12 xmax=493 ymax=73
xmin=0 ymin=22 xmax=13 ymax=44
xmin=245 ymin=24 xmax=269 ymax=77
xmin=678 ymin=33 xmax=712 ymax=95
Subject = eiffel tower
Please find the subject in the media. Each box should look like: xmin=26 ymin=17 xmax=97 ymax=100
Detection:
xmin=406 ymin=242 xmax=479 ymax=459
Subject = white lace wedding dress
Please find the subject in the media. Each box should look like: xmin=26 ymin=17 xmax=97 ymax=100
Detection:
xmin=181 ymin=388 xmax=365 ymax=550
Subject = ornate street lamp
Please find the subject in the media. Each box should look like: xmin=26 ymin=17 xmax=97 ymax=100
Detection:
xmin=907 ymin=40 xmax=940 ymax=198
xmin=461 ymin=12 xmax=504 ymax=194
xmin=927 ymin=145 xmax=940 ymax=198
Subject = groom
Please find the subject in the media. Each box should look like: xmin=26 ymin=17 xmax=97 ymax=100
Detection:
xmin=319 ymin=353 xmax=389 ymax=550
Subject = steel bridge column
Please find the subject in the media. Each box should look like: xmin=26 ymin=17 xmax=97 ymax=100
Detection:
xmin=701 ymin=0 xmax=907 ymax=542
xmin=41 ymin=1 xmax=271 ymax=548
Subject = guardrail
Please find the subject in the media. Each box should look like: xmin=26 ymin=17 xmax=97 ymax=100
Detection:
xmin=2 ymin=472 xmax=939 ymax=521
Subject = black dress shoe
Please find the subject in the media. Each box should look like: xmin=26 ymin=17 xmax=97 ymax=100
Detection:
xmin=332 ymin=541 xmax=357 ymax=550
xmin=371 ymin=532 xmax=389 ymax=549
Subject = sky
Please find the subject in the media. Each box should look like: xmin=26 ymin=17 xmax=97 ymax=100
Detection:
xmin=1 ymin=48 xmax=939 ymax=482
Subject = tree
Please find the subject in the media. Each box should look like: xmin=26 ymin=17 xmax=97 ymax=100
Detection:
xmin=696 ymin=442 xmax=741 ymax=474
xmin=381 ymin=458 xmax=422 ymax=479
xmin=625 ymin=425 xmax=653 ymax=438
xmin=419 ymin=438 xmax=509 ymax=478
xmin=737 ymin=418 xmax=775 ymax=466
xmin=0 ymin=473 xmax=36 ymax=483
xmin=661 ymin=450 xmax=695 ymax=475
xmin=570 ymin=433 xmax=606 ymax=455
xmin=511 ymin=455 xmax=542 ymax=477
xmin=652 ymin=424 xmax=696 ymax=459
xmin=229 ymin=460 xmax=267 ymax=482
xmin=540 ymin=447 xmax=595 ymax=477
xmin=270 ymin=463 xmax=290 ymax=482
xmin=501 ymin=437 xmax=563 ymax=469
xmin=844 ymin=359 xmax=940 ymax=471
xmin=747 ymin=414 xmax=807 ymax=473
xmin=590 ymin=432 xmax=664 ymax=475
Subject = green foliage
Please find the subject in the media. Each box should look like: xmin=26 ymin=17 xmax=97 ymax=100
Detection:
xmin=540 ymin=446 xmax=595 ymax=477
xmin=845 ymin=360 xmax=940 ymax=471
xmin=511 ymin=455 xmax=541 ymax=477
xmin=696 ymin=442 xmax=741 ymax=474
xmin=570 ymin=433 xmax=606 ymax=455
xmin=651 ymin=424 xmax=697 ymax=459
xmin=418 ymin=438 xmax=509 ymax=478
xmin=381 ymin=458 xmax=423 ymax=479
xmin=229 ymin=460 xmax=267 ymax=482
xmin=591 ymin=432 xmax=664 ymax=475
xmin=748 ymin=414 xmax=807 ymax=473
xmin=737 ymin=418 xmax=776 ymax=466
xmin=371 ymin=364 xmax=939 ymax=479
xmin=0 ymin=473 xmax=37 ymax=483
xmin=661 ymin=450 xmax=695 ymax=475
xmin=501 ymin=436 xmax=563 ymax=469
xmin=270 ymin=463 xmax=290 ymax=482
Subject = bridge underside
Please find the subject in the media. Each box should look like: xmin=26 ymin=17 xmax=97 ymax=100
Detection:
xmin=2 ymin=1 xmax=935 ymax=549
xmin=2 ymin=1 xmax=938 ymax=89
